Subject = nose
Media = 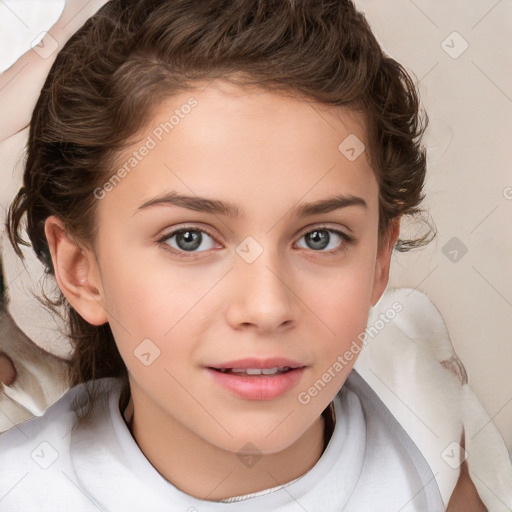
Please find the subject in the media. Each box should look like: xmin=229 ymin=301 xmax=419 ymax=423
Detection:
xmin=225 ymin=243 xmax=298 ymax=333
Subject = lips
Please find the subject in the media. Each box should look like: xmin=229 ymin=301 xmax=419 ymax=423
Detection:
xmin=215 ymin=367 xmax=292 ymax=375
xmin=208 ymin=357 xmax=305 ymax=371
xmin=206 ymin=357 xmax=307 ymax=400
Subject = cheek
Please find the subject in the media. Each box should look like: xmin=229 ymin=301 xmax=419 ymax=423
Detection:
xmin=297 ymin=263 xmax=376 ymax=407
xmin=315 ymin=279 xmax=373 ymax=361
xmin=97 ymin=246 xmax=211 ymax=366
xmin=95 ymin=242 xmax=169 ymax=348
xmin=310 ymin=254 xmax=376 ymax=336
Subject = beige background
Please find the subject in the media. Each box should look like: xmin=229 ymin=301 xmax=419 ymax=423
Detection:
xmin=357 ymin=0 xmax=512 ymax=455
xmin=0 ymin=0 xmax=510 ymax=454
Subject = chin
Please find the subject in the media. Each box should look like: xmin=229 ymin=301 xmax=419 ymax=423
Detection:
xmin=204 ymin=420 xmax=310 ymax=456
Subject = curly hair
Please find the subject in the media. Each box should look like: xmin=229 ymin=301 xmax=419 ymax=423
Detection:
xmin=6 ymin=0 xmax=434 ymax=397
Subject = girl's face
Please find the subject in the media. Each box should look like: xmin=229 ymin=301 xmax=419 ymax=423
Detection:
xmin=57 ymin=81 xmax=398 ymax=454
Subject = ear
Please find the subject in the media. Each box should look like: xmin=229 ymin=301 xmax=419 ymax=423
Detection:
xmin=370 ymin=216 xmax=401 ymax=307
xmin=44 ymin=215 xmax=108 ymax=326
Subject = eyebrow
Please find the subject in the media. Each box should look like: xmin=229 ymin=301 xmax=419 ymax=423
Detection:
xmin=136 ymin=192 xmax=367 ymax=217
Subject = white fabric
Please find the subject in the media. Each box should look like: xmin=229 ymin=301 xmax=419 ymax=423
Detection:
xmin=0 ymin=310 xmax=69 ymax=431
xmin=2 ymin=286 xmax=511 ymax=510
xmin=354 ymin=287 xmax=512 ymax=510
xmin=0 ymin=370 xmax=443 ymax=511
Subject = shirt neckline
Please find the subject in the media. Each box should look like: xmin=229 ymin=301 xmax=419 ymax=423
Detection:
xmin=107 ymin=376 xmax=365 ymax=510
xmin=120 ymin=392 xmax=336 ymax=504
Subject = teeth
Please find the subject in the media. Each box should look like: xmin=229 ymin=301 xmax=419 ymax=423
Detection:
xmin=218 ymin=366 xmax=291 ymax=375
xmin=247 ymin=368 xmax=266 ymax=375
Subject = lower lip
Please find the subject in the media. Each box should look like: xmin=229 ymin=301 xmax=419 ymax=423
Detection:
xmin=206 ymin=367 xmax=306 ymax=400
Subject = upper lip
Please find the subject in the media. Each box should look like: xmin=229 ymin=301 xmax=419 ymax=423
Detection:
xmin=208 ymin=357 xmax=306 ymax=370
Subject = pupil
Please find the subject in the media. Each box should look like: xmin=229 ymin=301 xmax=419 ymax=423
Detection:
xmin=307 ymin=230 xmax=329 ymax=250
xmin=177 ymin=230 xmax=201 ymax=251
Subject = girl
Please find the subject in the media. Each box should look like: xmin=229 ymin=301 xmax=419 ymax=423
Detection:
xmin=0 ymin=0 xmax=491 ymax=510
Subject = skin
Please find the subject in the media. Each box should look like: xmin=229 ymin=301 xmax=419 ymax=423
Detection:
xmin=446 ymin=432 xmax=487 ymax=512
xmin=0 ymin=352 xmax=16 ymax=386
xmin=0 ymin=0 xmax=109 ymax=142
xmin=0 ymin=3 xmax=493 ymax=504
xmin=45 ymin=80 xmax=402 ymax=500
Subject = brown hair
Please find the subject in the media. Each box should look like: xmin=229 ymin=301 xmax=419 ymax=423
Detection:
xmin=6 ymin=0 xmax=434 ymax=400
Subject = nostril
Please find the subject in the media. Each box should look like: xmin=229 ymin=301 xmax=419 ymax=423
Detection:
xmin=0 ymin=352 xmax=16 ymax=387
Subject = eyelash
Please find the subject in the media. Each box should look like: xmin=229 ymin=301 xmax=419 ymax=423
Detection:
xmin=156 ymin=225 xmax=355 ymax=260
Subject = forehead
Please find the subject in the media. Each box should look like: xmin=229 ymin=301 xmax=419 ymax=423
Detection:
xmin=98 ymin=80 xmax=377 ymax=219
xmin=168 ymin=79 xmax=369 ymax=146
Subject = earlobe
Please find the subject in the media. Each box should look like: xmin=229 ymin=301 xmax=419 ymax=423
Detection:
xmin=44 ymin=215 xmax=108 ymax=326
xmin=370 ymin=216 xmax=401 ymax=307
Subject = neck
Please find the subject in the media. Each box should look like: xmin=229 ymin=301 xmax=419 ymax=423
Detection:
xmin=122 ymin=387 xmax=329 ymax=501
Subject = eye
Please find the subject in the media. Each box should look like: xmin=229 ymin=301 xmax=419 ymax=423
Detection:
xmin=295 ymin=227 xmax=354 ymax=254
xmin=158 ymin=227 xmax=218 ymax=257
xmin=157 ymin=225 xmax=354 ymax=259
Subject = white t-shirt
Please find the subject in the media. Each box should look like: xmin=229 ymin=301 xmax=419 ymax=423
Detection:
xmin=0 ymin=370 xmax=444 ymax=511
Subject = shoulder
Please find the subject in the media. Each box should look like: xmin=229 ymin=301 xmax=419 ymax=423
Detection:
xmin=353 ymin=287 xmax=512 ymax=510
xmin=342 ymin=369 xmax=445 ymax=511
xmin=0 ymin=377 xmax=121 ymax=445
xmin=0 ymin=377 xmax=122 ymax=511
